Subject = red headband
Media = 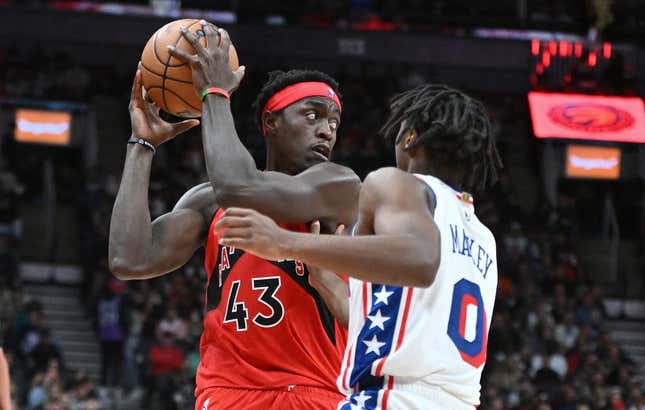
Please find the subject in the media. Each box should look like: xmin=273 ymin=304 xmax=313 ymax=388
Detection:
xmin=261 ymin=81 xmax=342 ymax=136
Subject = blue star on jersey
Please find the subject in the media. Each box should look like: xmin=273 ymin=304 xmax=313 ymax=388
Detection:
xmin=348 ymin=284 xmax=404 ymax=391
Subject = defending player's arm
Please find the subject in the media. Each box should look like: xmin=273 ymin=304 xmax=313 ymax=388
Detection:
xmin=217 ymin=167 xmax=441 ymax=287
xmin=108 ymin=68 xmax=209 ymax=280
xmin=0 ymin=348 xmax=10 ymax=410
xmin=168 ymin=24 xmax=360 ymax=226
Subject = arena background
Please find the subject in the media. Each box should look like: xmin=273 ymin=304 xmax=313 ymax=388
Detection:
xmin=0 ymin=0 xmax=644 ymax=409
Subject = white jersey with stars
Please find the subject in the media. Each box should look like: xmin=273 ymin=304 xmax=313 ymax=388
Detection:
xmin=337 ymin=174 xmax=498 ymax=410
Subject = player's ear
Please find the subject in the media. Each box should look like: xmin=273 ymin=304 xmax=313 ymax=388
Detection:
xmin=403 ymin=128 xmax=418 ymax=150
xmin=263 ymin=111 xmax=281 ymax=136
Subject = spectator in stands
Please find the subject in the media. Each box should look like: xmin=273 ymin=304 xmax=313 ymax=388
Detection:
xmin=96 ymin=282 xmax=126 ymax=389
xmin=29 ymin=330 xmax=62 ymax=375
xmin=145 ymin=331 xmax=184 ymax=410
xmin=155 ymin=306 xmax=187 ymax=346
xmin=68 ymin=371 xmax=99 ymax=410
xmin=19 ymin=303 xmax=47 ymax=359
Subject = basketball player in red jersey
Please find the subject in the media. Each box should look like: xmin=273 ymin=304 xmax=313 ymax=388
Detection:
xmin=109 ymin=23 xmax=360 ymax=410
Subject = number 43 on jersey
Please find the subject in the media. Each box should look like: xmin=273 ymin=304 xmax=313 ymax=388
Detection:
xmin=224 ymin=276 xmax=284 ymax=331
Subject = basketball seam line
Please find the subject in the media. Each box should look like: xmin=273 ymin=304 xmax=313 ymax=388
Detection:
xmin=146 ymin=86 xmax=200 ymax=115
xmin=160 ymin=19 xmax=200 ymax=113
xmin=140 ymin=61 xmax=193 ymax=85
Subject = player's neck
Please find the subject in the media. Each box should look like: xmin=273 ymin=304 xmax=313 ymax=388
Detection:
xmin=406 ymin=159 xmax=432 ymax=176
xmin=265 ymin=151 xmax=299 ymax=175
xmin=409 ymin=161 xmax=465 ymax=191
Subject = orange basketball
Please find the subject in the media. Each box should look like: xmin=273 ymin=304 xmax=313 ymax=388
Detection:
xmin=140 ymin=19 xmax=239 ymax=118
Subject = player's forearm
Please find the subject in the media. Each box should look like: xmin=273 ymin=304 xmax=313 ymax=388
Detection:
xmin=202 ymin=96 xmax=262 ymax=207
xmin=311 ymin=272 xmax=349 ymax=327
xmin=0 ymin=349 xmax=11 ymax=410
xmin=285 ymin=233 xmax=439 ymax=287
xmin=108 ymin=143 xmax=157 ymax=279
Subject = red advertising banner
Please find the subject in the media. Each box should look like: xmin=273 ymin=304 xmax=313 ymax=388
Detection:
xmin=528 ymin=92 xmax=645 ymax=143
xmin=566 ymin=145 xmax=621 ymax=179
xmin=15 ymin=109 xmax=71 ymax=145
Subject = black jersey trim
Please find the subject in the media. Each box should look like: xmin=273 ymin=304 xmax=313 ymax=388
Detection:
xmin=266 ymin=259 xmax=337 ymax=345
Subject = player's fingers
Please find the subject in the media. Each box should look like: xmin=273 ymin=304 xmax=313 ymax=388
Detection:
xmin=130 ymin=66 xmax=144 ymax=105
xmin=217 ymin=28 xmax=231 ymax=51
xmin=234 ymin=65 xmax=246 ymax=83
xmin=167 ymin=45 xmax=198 ymax=64
xmin=200 ymin=20 xmax=219 ymax=45
xmin=215 ymin=216 xmax=252 ymax=231
xmin=180 ymin=26 xmax=208 ymax=58
xmin=334 ymin=224 xmax=345 ymax=236
xmin=219 ymin=227 xmax=252 ymax=240
xmin=222 ymin=207 xmax=254 ymax=218
xmin=218 ymin=237 xmax=246 ymax=248
xmin=309 ymin=221 xmax=320 ymax=235
xmin=174 ymin=119 xmax=200 ymax=135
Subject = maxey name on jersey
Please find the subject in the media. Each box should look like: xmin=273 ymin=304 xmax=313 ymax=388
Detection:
xmin=449 ymin=225 xmax=494 ymax=279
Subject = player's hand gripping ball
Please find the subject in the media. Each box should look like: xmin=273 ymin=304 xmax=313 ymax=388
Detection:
xmin=140 ymin=19 xmax=240 ymax=118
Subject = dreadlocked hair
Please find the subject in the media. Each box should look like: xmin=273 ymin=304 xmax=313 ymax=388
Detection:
xmin=380 ymin=84 xmax=502 ymax=191
xmin=252 ymin=69 xmax=341 ymax=132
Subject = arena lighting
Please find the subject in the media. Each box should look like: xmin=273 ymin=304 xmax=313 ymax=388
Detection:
xmin=536 ymin=63 xmax=544 ymax=75
xmin=603 ymin=42 xmax=612 ymax=59
xmin=542 ymin=52 xmax=551 ymax=67
xmin=574 ymin=43 xmax=583 ymax=58
xmin=548 ymin=41 xmax=557 ymax=55
xmin=565 ymin=145 xmax=621 ymax=180
xmin=528 ymin=92 xmax=645 ymax=143
xmin=559 ymin=40 xmax=569 ymax=57
xmin=14 ymin=109 xmax=71 ymax=145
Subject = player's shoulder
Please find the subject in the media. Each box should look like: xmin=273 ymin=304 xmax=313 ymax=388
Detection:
xmin=174 ymin=182 xmax=217 ymax=215
xmin=363 ymin=167 xmax=429 ymax=200
xmin=304 ymin=161 xmax=361 ymax=184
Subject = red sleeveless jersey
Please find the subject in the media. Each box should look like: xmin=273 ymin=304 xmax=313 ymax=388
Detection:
xmin=196 ymin=209 xmax=347 ymax=395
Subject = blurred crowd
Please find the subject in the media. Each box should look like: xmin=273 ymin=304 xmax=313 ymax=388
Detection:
xmin=477 ymin=198 xmax=645 ymax=410
xmin=4 ymin=0 xmax=645 ymax=40
xmin=0 ymin=44 xmax=643 ymax=410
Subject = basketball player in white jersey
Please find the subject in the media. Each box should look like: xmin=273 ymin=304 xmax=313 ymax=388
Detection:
xmin=215 ymin=84 xmax=503 ymax=410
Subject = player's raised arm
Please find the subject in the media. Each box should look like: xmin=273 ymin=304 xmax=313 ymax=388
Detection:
xmin=108 ymin=67 xmax=209 ymax=280
xmin=217 ymin=167 xmax=441 ymax=287
xmin=168 ymin=23 xmax=360 ymax=226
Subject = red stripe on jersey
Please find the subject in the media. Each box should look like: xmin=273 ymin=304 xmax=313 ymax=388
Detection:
xmin=394 ymin=289 xmax=414 ymax=350
xmin=374 ymin=355 xmax=387 ymax=376
xmin=382 ymin=388 xmax=391 ymax=409
xmin=382 ymin=377 xmax=394 ymax=409
xmin=341 ymin=343 xmax=354 ymax=391
xmin=362 ymin=282 xmax=368 ymax=319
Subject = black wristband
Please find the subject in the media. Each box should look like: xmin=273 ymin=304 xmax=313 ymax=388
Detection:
xmin=128 ymin=136 xmax=156 ymax=154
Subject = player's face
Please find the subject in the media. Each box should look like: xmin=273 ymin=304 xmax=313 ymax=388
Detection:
xmin=274 ymin=97 xmax=341 ymax=173
xmin=394 ymin=120 xmax=412 ymax=171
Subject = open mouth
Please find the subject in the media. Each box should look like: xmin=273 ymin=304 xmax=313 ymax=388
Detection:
xmin=312 ymin=144 xmax=330 ymax=159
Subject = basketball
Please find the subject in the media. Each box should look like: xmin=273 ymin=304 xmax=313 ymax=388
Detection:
xmin=140 ymin=19 xmax=240 ymax=118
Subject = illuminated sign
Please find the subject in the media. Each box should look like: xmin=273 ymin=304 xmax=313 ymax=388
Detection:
xmin=528 ymin=92 xmax=645 ymax=143
xmin=565 ymin=145 xmax=620 ymax=179
xmin=15 ymin=109 xmax=71 ymax=145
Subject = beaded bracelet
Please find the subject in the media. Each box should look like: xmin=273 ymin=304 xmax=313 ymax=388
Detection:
xmin=128 ymin=136 xmax=156 ymax=154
